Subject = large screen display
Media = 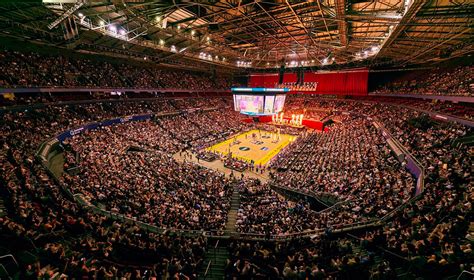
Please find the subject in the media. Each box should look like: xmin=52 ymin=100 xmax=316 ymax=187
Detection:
xmin=233 ymin=94 xmax=286 ymax=115
xmin=273 ymin=95 xmax=286 ymax=113
xmin=239 ymin=95 xmax=264 ymax=115
xmin=264 ymin=96 xmax=275 ymax=114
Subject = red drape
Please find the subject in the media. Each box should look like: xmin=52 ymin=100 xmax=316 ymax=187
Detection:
xmin=282 ymin=73 xmax=297 ymax=84
xmin=249 ymin=74 xmax=279 ymax=88
xmin=303 ymin=69 xmax=368 ymax=95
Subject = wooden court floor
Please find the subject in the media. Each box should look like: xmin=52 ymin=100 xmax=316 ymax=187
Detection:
xmin=206 ymin=129 xmax=297 ymax=166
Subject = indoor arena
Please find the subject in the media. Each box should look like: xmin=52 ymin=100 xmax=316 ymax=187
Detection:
xmin=0 ymin=1 xmax=472 ymax=280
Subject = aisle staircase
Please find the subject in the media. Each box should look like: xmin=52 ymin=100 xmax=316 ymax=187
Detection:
xmin=224 ymin=185 xmax=240 ymax=234
xmin=198 ymin=241 xmax=229 ymax=280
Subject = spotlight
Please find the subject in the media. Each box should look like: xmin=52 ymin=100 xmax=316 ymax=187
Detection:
xmin=99 ymin=20 xmax=104 ymax=26
xmin=108 ymin=25 xmax=117 ymax=33
xmin=119 ymin=29 xmax=126 ymax=35
xmin=78 ymin=13 xmax=84 ymax=18
xmin=159 ymin=39 xmax=165 ymax=45
xmin=191 ymin=30 xmax=195 ymax=36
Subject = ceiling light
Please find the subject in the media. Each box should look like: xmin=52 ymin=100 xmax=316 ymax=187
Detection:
xmin=99 ymin=20 xmax=104 ymax=26
xmin=159 ymin=39 xmax=165 ymax=45
xmin=108 ymin=25 xmax=117 ymax=33
xmin=191 ymin=30 xmax=195 ymax=36
xmin=156 ymin=16 xmax=162 ymax=22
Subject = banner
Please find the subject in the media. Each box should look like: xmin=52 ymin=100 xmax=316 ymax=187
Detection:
xmin=57 ymin=114 xmax=153 ymax=142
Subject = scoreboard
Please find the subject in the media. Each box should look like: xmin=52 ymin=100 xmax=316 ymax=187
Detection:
xmin=231 ymin=87 xmax=288 ymax=116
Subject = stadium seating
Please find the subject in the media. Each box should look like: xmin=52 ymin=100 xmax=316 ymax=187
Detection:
xmin=0 ymin=93 xmax=471 ymax=279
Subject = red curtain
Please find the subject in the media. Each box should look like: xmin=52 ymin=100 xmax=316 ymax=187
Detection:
xmin=303 ymin=69 xmax=369 ymax=95
xmin=282 ymin=73 xmax=297 ymax=83
xmin=249 ymin=74 xmax=279 ymax=88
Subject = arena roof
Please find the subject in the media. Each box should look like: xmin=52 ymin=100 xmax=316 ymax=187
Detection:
xmin=0 ymin=0 xmax=472 ymax=71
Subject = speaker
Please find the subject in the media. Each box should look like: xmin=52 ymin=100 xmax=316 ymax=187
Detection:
xmin=279 ymin=64 xmax=285 ymax=84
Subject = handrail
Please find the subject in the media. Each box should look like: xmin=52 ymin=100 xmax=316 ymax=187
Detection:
xmin=457 ymin=270 xmax=474 ymax=280
xmin=346 ymin=233 xmax=409 ymax=262
xmin=317 ymin=199 xmax=353 ymax=214
xmin=270 ymin=184 xmax=336 ymax=208
xmin=204 ymin=260 xmax=212 ymax=279
xmin=0 ymin=254 xmax=18 ymax=265
xmin=374 ymin=121 xmax=425 ymax=196
xmin=0 ymin=86 xmax=231 ymax=94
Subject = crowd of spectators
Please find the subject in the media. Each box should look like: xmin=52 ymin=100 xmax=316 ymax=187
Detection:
xmin=270 ymin=115 xmax=415 ymax=228
xmin=277 ymin=82 xmax=318 ymax=91
xmin=0 ymin=91 xmax=471 ymax=279
xmin=1 ymin=100 xmax=228 ymax=278
xmin=64 ymin=121 xmax=233 ymax=231
xmin=236 ymin=180 xmax=320 ymax=235
xmin=226 ymin=236 xmax=395 ymax=279
xmin=373 ymin=65 xmax=473 ymax=96
xmin=0 ymin=49 xmax=238 ymax=90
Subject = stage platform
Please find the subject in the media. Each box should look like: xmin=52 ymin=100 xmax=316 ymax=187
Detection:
xmin=206 ymin=129 xmax=296 ymax=166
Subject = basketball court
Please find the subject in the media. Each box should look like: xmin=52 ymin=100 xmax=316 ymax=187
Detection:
xmin=206 ymin=129 xmax=297 ymax=166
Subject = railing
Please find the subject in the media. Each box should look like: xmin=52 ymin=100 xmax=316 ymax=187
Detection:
xmin=73 ymin=194 xmax=219 ymax=237
xmin=0 ymin=254 xmax=19 ymax=279
xmin=347 ymin=233 xmax=409 ymax=261
xmin=0 ymin=86 xmax=231 ymax=94
xmin=203 ymin=260 xmax=212 ymax=280
xmin=317 ymin=199 xmax=354 ymax=214
xmin=270 ymin=184 xmax=337 ymax=208
xmin=457 ymin=270 xmax=474 ymax=280
xmin=374 ymin=121 xmax=425 ymax=196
